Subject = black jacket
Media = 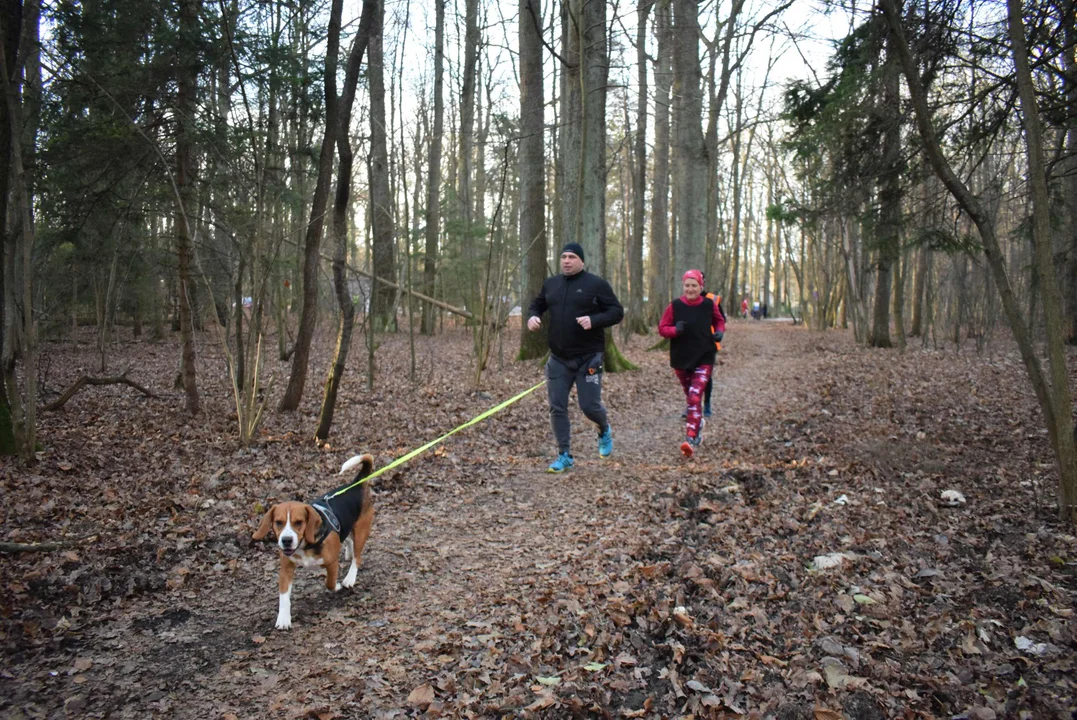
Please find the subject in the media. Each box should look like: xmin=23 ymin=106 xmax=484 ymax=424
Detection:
xmin=528 ymin=270 xmax=624 ymax=359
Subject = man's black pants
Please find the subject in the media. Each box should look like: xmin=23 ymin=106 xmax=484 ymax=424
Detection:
xmin=546 ymin=352 xmax=608 ymax=455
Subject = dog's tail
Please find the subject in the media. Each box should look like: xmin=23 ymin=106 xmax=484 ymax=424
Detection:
xmin=340 ymin=454 xmax=375 ymax=483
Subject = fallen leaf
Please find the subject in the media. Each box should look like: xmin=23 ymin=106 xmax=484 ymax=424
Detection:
xmin=814 ymin=708 xmax=843 ymax=720
xmin=525 ymin=693 xmax=557 ymax=711
xmin=406 ymin=683 xmax=435 ymax=708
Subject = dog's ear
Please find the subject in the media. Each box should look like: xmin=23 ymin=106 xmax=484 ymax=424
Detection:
xmin=303 ymin=505 xmax=322 ymax=545
xmin=252 ymin=506 xmax=276 ymax=540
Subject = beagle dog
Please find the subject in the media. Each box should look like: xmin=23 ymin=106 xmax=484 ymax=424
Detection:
xmin=252 ymin=454 xmax=376 ymax=629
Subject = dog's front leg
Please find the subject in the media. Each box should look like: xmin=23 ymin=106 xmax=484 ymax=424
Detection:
xmin=276 ymin=557 xmax=296 ymax=630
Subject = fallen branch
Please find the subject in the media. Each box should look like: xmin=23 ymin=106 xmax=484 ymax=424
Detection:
xmin=44 ymin=371 xmax=158 ymax=411
xmin=0 ymin=535 xmax=98 ymax=553
xmin=315 ymin=245 xmax=475 ymax=319
xmin=347 ymin=264 xmax=475 ymax=319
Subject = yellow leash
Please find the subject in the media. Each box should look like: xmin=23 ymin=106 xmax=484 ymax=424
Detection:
xmin=326 ymin=379 xmax=548 ymax=499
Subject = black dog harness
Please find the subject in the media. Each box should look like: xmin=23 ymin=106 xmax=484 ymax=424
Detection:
xmin=308 ymin=483 xmax=367 ymax=545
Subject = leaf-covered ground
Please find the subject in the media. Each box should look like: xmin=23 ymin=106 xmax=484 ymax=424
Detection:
xmin=1 ymin=320 xmax=1074 ymax=719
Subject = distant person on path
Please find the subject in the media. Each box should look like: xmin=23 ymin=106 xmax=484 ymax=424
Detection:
xmin=741 ymin=296 xmax=749 ymax=319
xmin=659 ymin=270 xmax=725 ymax=458
xmin=527 ymin=243 xmax=624 ymax=473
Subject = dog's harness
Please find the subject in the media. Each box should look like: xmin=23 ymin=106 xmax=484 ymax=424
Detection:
xmin=309 ymin=497 xmax=341 ymax=545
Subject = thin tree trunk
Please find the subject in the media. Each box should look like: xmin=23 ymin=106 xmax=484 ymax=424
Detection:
xmin=648 ymin=0 xmax=672 ymax=321
xmin=174 ymin=0 xmax=201 ymax=415
xmin=518 ymin=0 xmax=547 ymax=359
xmin=625 ymin=0 xmax=650 ymax=335
xmin=421 ymin=0 xmax=444 ymax=334
xmin=1064 ymin=0 xmax=1077 ymax=343
xmin=278 ymin=0 xmax=344 ymax=411
xmin=458 ymin=0 xmax=479 ymax=319
xmin=369 ymin=0 xmax=395 ymax=329
xmin=315 ymin=0 xmax=375 ymax=441
xmin=1005 ymin=0 xmax=1077 ymax=521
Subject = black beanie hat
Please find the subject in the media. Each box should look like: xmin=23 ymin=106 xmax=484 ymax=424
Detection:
xmin=560 ymin=242 xmax=585 ymax=262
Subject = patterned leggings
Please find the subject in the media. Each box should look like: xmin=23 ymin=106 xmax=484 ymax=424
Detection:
xmin=674 ymin=364 xmax=713 ymax=438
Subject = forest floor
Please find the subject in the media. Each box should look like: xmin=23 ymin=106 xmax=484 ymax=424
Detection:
xmin=1 ymin=319 xmax=1075 ymax=720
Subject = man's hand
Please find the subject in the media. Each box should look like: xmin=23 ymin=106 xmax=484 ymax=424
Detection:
xmin=527 ymin=316 xmax=542 ymax=331
xmin=674 ymin=321 xmax=686 ymax=335
xmin=712 ymin=330 xmax=724 ymax=343
xmin=576 ymin=316 xmax=593 ymax=330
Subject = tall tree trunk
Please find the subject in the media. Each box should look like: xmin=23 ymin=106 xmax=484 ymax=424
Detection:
xmin=518 ymin=0 xmax=548 ymax=359
xmin=648 ymin=0 xmax=672 ymax=321
xmin=369 ymin=0 xmax=395 ymax=328
xmin=458 ymin=0 xmax=479 ymax=316
xmin=422 ymin=0 xmax=445 ymax=334
xmin=175 ymin=0 xmax=202 ymax=415
xmin=560 ymin=0 xmax=605 ymax=265
xmin=763 ymin=161 xmax=773 ymax=308
xmin=727 ymin=87 xmax=743 ymax=312
xmin=0 ymin=0 xmax=23 ymax=454
xmin=278 ymin=0 xmax=343 ymax=410
xmin=870 ymin=5 xmax=903 ymax=348
xmin=910 ymin=244 xmax=929 ymax=336
xmin=893 ymin=239 xmax=907 ymax=348
xmin=316 ymin=0 xmax=375 ymax=441
xmin=1005 ymin=0 xmax=1077 ymax=520
xmin=671 ymin=0 xmax=707 ymax=274
xmin=1064 ymin=0 xmax=1077 ymax=343
xmin=625 ymin=0 xmax=650 ymax=335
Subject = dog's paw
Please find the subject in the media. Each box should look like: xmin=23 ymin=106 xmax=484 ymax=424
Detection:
xmin=275 ymin=615 xmax=293 ymax=630
xmin=341 ymin=567 xmax=358 ymax=588
xmin=334 ymin=582 xmax=342 ymax=592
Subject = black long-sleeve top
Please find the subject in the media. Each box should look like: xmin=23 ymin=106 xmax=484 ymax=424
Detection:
xmin=528 ymin=270 xmax=624 ymax=359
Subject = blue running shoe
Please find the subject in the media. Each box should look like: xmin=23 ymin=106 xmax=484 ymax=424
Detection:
xmin=598 ymin=426 xmax=613 ymax=459
xmin=547 ymin=452 xmax=575 ymax=473
xmin=704 ymin=404 xmax=712 ymax=418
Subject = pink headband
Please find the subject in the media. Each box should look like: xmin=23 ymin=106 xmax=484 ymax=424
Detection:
xmin=682 ymin=270 xmax=704 ymax=286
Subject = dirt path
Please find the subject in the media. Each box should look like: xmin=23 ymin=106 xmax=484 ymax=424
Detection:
xmin=4 ymin=320 xmax=1074 ymax=719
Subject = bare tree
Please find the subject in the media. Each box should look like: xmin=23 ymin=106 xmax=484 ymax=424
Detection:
xmin=671 ymin=0 xmax=707 ymax=274
xmin=0 ymin=3 xmax=38 ymax=459
xmin=279 ymin=0 xmax=344 ymax=411
xmin=316 ymin=0 xmax=376 ymax=442
xmin=518 ymin=0 xmax=548 ymax=359
xmin=174 ymin=0 xmax=202 ymax=415
xmin=421 ymin=0 xmax=445 ymax=334
xmin=648 ymin=0 xmax=672 ymax=322
xmin=369 ymin=0 xmax=395 ymax=328
xmin=870 ymin=4 xmax=904 ymax=348
xmin=624 ymin=0 xmax=651 ymax=335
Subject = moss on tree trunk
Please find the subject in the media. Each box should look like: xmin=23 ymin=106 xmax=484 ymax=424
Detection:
xmin=604 ymin=331 xmax=637 ymax=372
